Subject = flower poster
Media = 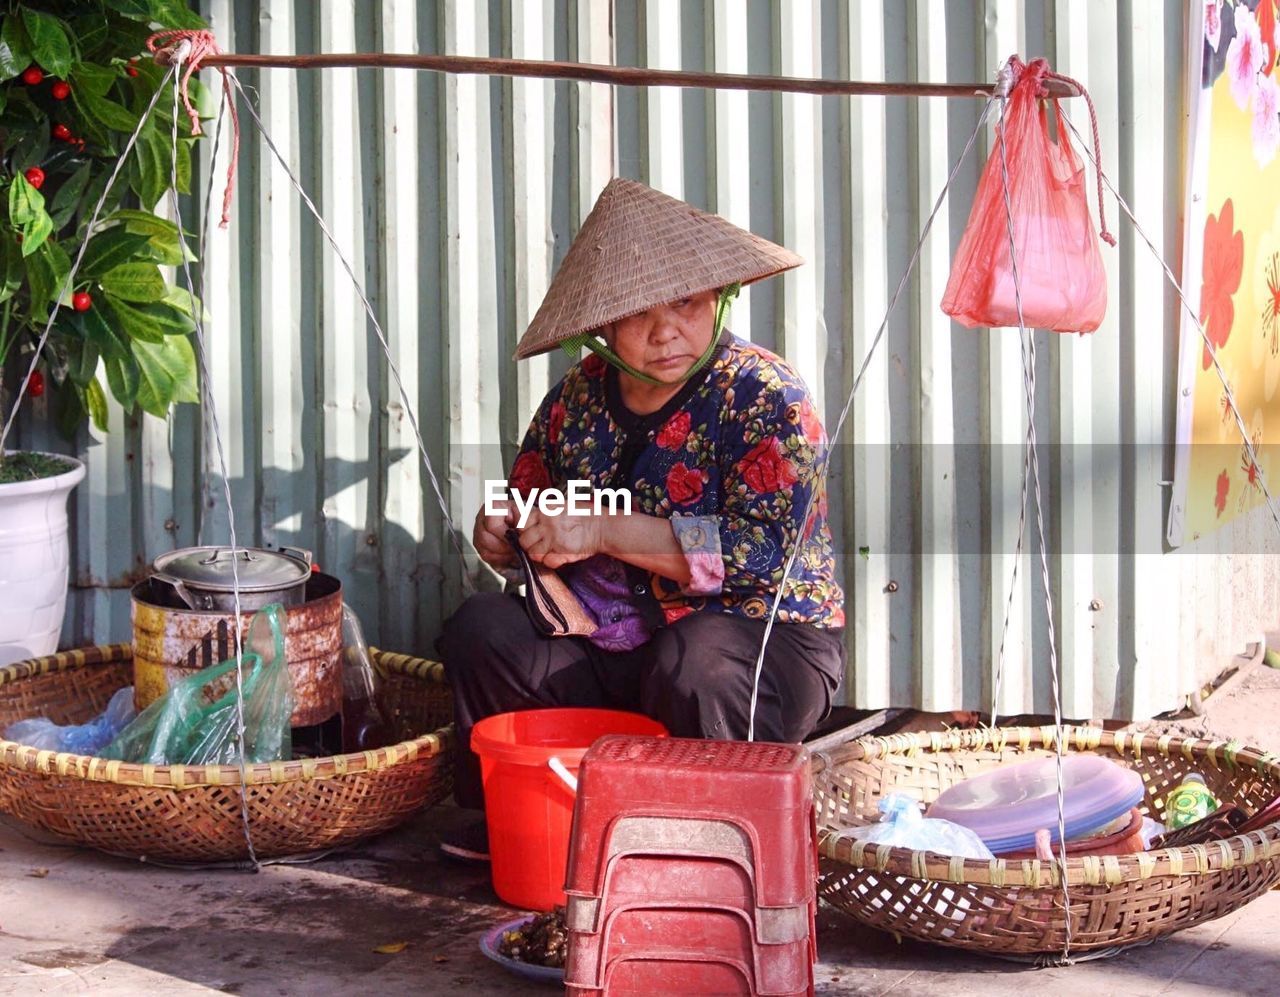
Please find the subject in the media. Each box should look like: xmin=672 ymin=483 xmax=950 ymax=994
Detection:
xmin=1171 ymin=0 xmax=1280 ymax=545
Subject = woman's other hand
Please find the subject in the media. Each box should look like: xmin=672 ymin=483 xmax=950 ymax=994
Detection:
xmin=518 ymin=508 xmax=604 ymax=569
xmin=473 ymin=506 xmax=516 ymax=570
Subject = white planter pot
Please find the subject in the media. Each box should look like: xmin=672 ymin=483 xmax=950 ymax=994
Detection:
xmin=0 ymin=451 xmax=85 ymax=667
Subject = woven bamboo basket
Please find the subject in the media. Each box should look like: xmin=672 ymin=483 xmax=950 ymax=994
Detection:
xmin=0 ymin=643 xmax=454 ymax=862
xmin=813 ymin=725 xmax=1280 ymax=958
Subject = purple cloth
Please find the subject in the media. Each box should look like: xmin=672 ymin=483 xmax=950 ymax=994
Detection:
xmin=561 ymin=555 xmax=653 ymax=652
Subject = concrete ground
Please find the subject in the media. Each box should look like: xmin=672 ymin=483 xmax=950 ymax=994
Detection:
xmin=1 ymin=803 xmax=1276 ymax=996
xmin=2 ymin=657 xmax=1277 ymax=995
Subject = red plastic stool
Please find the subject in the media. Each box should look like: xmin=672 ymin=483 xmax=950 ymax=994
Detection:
xmin=563 ymin=736 xmax=817 ymax=996
xmin=568 ymin=904 xmax=813 ymax=995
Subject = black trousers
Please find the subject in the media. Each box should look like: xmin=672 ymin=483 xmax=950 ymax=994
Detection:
xmin=436 ymin=592 xmax=845 ymax=809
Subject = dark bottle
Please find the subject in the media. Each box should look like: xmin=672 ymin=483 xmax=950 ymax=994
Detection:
xmin=340 ymin=630 xmax=393 ymax=751
xmin=339 ymin=606 xmax=394 ymax=752
xmin=342 ymin=687 xmax=393 ymax=752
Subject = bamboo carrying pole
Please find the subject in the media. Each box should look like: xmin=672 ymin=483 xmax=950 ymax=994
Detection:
xmin=173 ymin=50 xmax=1081 ymax=99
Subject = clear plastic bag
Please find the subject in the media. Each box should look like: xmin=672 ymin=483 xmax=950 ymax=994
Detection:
xmin=941 ymin=57 xmax=1107 ymax=333
xmin=103 ymin=605 xmax=294 ymax=765
xmin=340 ymin=604 xmax=391 ymax=752
xmin=844 ymin=792 xmax=994 ymax=859
xmin=3 ymin=686 xmax=136 ymax=754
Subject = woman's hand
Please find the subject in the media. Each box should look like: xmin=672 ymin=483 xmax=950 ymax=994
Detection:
xmin=473 ymin=506 xmax=516 ymax=571
xmin=517 ymin=508 xmax=604 ymax=569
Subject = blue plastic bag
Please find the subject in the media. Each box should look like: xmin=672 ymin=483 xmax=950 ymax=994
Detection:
xmin=3 ymin=686 xmax=136 ymax=754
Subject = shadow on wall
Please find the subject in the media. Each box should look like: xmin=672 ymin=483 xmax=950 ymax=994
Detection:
xmin=60 ymin=447 xmax=470 ymax=663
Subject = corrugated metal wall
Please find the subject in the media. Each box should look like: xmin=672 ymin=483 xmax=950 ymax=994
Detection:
xmin=13 ymin=0 xmax=1275 ymax=719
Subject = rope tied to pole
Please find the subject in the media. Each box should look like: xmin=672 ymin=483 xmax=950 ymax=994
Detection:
xmin=147 ymin=29 xmax=240 ymax=228
xmin=1004 ymin=56 xmax=1117 ymax=248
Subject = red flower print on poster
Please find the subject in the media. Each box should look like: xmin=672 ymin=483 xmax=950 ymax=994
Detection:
xmin=1260 ymin=244 xmax=1280 ymax=357
xmin=740 ymin=436 xmax=800 ymax=493
xmin=1215 ymin=470 xmax=1230 ymax=517
xmin=1259 ymin=0 xmax=1278 ymax=74
xmin=548 ymin=402 xmax=566 ymax=445
xmin=1201 ymin=199 xmax=1244 ymax=369
xmin=509 ymin=452 xmax=551 ymax=493
xmin=665 ymin=463 xmax=705 ymax=505
xmin=657 ymin=410 xmax=692 ymax=450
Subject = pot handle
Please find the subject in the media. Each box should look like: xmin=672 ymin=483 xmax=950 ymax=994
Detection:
xmin=152 ymin=571 xmax=198 ymax=610
xmin=277 ymin=545 xmax=313 ymax=568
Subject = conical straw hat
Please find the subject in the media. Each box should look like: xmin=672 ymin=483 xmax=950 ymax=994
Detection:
xmin=514 ymin=178 xmax=803 ymax=360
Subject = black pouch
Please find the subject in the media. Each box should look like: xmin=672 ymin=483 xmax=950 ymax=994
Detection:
xmin=506 ymin=529 xmax=598 ymax=638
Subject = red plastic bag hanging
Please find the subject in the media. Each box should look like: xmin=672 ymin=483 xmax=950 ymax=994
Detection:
xmin=941 ymin=57 xmax=1112 ymax=333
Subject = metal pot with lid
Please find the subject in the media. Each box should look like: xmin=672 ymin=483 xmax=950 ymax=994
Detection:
xmin=151 ymin=545 xmax=313 ymax=612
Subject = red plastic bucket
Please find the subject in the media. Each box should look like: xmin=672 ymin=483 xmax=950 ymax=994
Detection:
xmin=471 ymin=708 xmax=667 ymax=910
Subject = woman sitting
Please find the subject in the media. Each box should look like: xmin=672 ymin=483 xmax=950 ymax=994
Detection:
xmin=437 ymin=178 xmax=845 ymax=861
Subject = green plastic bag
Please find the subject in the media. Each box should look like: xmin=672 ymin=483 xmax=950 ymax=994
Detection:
xmin=104 ymin=605 xmax=294 ymax=765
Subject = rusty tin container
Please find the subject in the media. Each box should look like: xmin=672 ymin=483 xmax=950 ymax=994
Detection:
xmin=130 ymin=572 xmax=343 ymax=727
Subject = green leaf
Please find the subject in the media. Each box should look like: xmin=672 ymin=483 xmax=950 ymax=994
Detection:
xmin=9 ymin=173 xmax=43 ymax=224
xmin=105 ymin=355 xmax=139 ymax=411
xmin=136 ymin=301 xmax=195 ymax=334
xmin=108 ymin=208 xmax=183 ymax=237
xmin=100 ymin=262 xmax=166 ymax=302
xmin=133 ymin=334 xmax=198 ymax=417
xmin=78 ymin=302 xmax=129 ymax=362
xmin=85 ymin=376 xmax=109 ymax=433
xmin=112 ymin=0 xmax=158 ymax=20
xmin=0 ymin=16 xmax=31 ymax=81
xmin=143 ymin=0 xmax=207 ymax=31
xmin=73 ymin=84 xmax=138 ymax=133
xmin=68 ymin=15 xmax=109 ymax=60
xmin=69 ymin=63 xmax=114 ymax=98
xmin=175 ymin=138 xmax=191 ymax=195
xmin=0 ymin=236 xmax=23 ymax=303
xmin=8 ymin=173 xmax=52 ymax=255
xmin=163 ymin=285 xmax=207 ymax=322
xmin=54 ymin=380 xmax=86 ymax=439
xmin=69 ymin=336 xmax=100 ymax=388
xmin=66 ymin=87 xmax=113 ymax=148
xmin=9 ymin=115 xmax=50 ymax=172
xmin=76 ymin=170 xmax=114 ymax=226
xmin=80 ymin=229 xmax=151 ymax=277
xmin=21 ymin=10 xmax=72 ymax=79
xmin=146 ymin=232 xmax=193 ymax=266
xmin=132 ymin=126 xmax=167 ymax=211
xmin=106 ymin=209 xmax=193 ymax=264
xmin=26 ymin=239 xmax=70 ymax=319
xmin=21 ymin=208 xmax=52 ymax=256
xmin=102 ymin=14 xmax=153 ymax=59
xmin=104 ymin=294 xmax=165 ymax=342
xmin=49 ymin=161 xmax=91 ymax=229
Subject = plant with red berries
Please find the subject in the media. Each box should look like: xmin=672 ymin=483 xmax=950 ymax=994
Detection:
xmin=0 ymin=0 xmax=208 ymax=454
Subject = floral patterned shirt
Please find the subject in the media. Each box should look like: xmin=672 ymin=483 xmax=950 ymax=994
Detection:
xmin=508 ymin=333 xmax=845 ymax=648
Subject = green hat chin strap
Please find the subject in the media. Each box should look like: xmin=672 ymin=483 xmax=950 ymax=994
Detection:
xmin=560 ymin=283 xmax=741 ymax=386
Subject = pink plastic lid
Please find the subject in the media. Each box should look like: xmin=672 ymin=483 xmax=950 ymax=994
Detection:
xmin=925 ymin=755 xmax=1145 ymax=853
